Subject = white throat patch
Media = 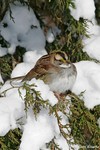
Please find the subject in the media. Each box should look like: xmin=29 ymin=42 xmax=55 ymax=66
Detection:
xmin=60 ymin=64 xmax=71 ymax=68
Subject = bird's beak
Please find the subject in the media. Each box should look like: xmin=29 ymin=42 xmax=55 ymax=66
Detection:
xmin=66 ymin=60 xmax=71 ymax=64
xmin=62 ymin=58 xmax=70 ymax=64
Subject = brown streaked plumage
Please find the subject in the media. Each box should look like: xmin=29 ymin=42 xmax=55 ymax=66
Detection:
xmin=22 ymin=51 xmax=67 ymax=81
xmin=11 ymin=51 xmax=77 ymax=94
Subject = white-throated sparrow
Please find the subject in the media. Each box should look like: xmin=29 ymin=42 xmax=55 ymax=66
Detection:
xmin=12 ymin=51 xmax=77 ymax=94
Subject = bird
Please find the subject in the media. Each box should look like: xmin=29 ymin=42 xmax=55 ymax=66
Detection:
xmin=11 ymin=51 xmax=77 ymax=94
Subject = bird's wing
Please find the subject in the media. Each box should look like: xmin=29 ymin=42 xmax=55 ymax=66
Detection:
xmin=22 ymin=62 xmax=53 ymax=82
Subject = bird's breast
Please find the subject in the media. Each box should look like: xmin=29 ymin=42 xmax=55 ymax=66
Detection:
xmin=48 ymin=68 xmax=76 ymax=93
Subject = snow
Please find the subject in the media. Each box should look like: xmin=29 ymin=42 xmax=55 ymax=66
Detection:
xmin=0 ymin=2 xmax=46 ymax=55
xmin=11 ymin=62 xmax=34 ymax=77
xmin=83 ymin=22 xmax=100 ymax=60
xmin=70 ymin=1 xmax=100 ymax=61
xmin=0 ymin=76 xmax=58 ymax=133
xmin=46 ymin=29 xmax=55 ymax=43
xmin=0 ymin=73 xmax=3 ymax=83
xmin=83 ymin=36 xmax=100 ymax=60
xmin=0 ymin=47 xmax=7 ymax=57
xmin=19 ymin=110 xmax=59 ymax=150
xmin=11 ymin=50 xmax=47 ymax=78
xmin=45 ymin=27 xmax=61 ymax=43
xmin=0 ymin=1 xmax=100 ymax=150
xmin=55 ymin=136 xmax=69 ymax=150
xmin=98 ymin=118 xmax=100 ymax=128
xmin=70 ymin=0 xmax=95 ymax=21
xmin=73 ymin=61 xmax=100 ymax=109
xmin=29 ymin=79 xmax=58 ymax=106
xmin=0 ymin=96 xmax=25 ymax=136
xmin=23 ymin=50 xmax=47 ymax=63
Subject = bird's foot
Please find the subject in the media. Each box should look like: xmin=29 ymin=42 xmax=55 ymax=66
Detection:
xmin=54 ymin=92 xmax=66 ymax=101
xmin=54 ymin=90 xmax=72 ymax=101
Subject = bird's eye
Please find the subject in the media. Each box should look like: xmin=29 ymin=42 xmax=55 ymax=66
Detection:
xmin=54 ymin=52 xmax=69 ymax=66
xmin=55 ymin=51 xmax=68 ymax=63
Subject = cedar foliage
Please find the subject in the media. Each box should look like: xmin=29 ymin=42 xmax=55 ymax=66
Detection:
xmin=0 ymin=0 xmax=100 ymax=149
